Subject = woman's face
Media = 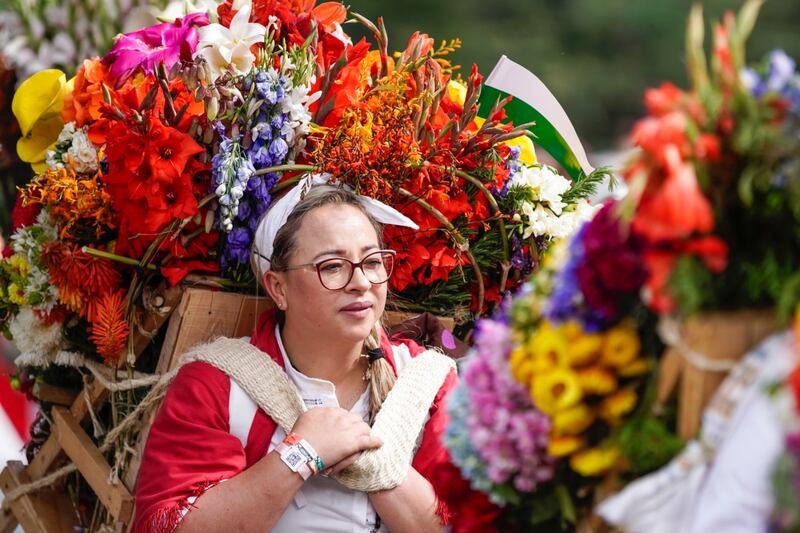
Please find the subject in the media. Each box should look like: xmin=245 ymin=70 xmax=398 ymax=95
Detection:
xmin=272 ymin=203 xmax=387 ymax=345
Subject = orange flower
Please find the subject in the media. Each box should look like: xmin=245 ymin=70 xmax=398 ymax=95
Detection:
xmin=89 ymin=290 xmax=130 ymax=364
xmin=41 ymin=243 xmax=123 ymax=321
xmin=62 ymin=59 xmax=111 ymax=127
xmin=21 ymin=164 xmax=114 ymax=241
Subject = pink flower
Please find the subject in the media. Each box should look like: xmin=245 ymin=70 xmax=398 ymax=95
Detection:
xmin=104 ymin=13 xmax=209 ymax=87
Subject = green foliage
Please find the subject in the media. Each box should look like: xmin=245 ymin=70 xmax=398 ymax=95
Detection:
xmin=349 ymin=0 xmax=800 ymax=151
xmin=668 ymin=256 xmax=714 ymax=316
xmin=560 ymin=166 xmax=614 ymax=204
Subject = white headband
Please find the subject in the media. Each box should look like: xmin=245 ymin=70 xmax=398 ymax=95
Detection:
xmin=251 ymin=174 xmax=419 ymax=279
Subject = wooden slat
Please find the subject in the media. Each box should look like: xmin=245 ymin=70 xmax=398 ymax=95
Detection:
xmin=0 ymin=461 xmax=75 ymax=533
xmin=52 ymin=407 xmax=134 ymax=523
xmin=34 ymin=383 xmax=78 ymax=406
xmin=28 ymin=379 xmax=107 ymax=481
xmin=0 ymin=505 xmax=18 ymax=533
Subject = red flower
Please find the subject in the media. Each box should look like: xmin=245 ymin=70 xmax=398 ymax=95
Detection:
xmin=633 ymin=144 xmax=714 ymax=242
xmin=10 ymin=194 xmax=40 ymax=232
xmin=89 ymin=290 xmax=130 ymax=364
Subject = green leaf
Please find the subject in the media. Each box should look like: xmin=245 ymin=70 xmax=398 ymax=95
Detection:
xmin=555 ymin=483 xmax=577 ymax=525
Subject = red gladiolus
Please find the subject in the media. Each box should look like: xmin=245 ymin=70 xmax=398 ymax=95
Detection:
xmin=633 ymin=144 xmax=714 ymax=242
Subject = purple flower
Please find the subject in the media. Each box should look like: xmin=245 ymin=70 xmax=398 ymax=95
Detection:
xmin=225 ymin=227 xmax=251 ymax=263
xmin=459 ymin=316 xmax=556 ymax=492
xmin=268 ymin=137 xmax=289 ymax=161
xmin=104 ymin=13 xmax=209 ymax=87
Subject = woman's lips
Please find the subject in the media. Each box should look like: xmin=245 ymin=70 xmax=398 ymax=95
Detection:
xmin=340 ymin=301 xmax=372 ymax=317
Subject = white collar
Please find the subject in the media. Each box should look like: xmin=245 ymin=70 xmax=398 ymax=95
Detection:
xmin=274 ymin=324 xmax=369 ymax=414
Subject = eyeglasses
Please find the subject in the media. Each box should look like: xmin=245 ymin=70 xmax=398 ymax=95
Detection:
xmin=281 ymin=249 xmax=396 ymax=290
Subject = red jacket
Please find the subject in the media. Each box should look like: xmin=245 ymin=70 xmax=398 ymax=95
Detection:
xmin=133 ymin=309 xmax=500 ymax=532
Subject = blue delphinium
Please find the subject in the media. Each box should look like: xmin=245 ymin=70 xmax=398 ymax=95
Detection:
xmin=544 ymin=226 xmax=609 ymax=332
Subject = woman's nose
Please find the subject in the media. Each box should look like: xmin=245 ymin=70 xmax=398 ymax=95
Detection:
xmin=346 ymin=265 xmax=372 ymax=291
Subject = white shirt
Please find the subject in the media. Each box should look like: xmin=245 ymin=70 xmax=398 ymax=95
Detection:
xmin=226 ymin=326 xmax=415 ymax=532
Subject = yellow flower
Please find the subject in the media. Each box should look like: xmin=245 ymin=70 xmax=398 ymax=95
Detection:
xmin=598 ymin=388 xmax=638 ymax=424
xmin=531 ymin=367 xmax=583 ymax=415
xmin=528 ymin=322 xmax=569 ymax=371
xmin=577 ymin=365 xmax=618 ymax=396
xmin=559 ymin=321 xmax=583 ymax=341
xmin=12 ymin=69 xmax=72 ymax=173
xmin=600 ymin=325 xmax=641 ymax=368
xmin=9 ymin=255 xmax=30 ymax=277
xmin=510 ymin=347 xmax=535 ymax=386
xmin=566 ymin=332 xmax=603 ymax=367
xmin=618 ymin=357 xmax=651 ymax=378
xmin=7 ymin=283 xmax=27 ymax=306
xmin=552 ymin=403 xmax=594 ymax=436
xmin=548 ymin=435 xmax=584 ymax=458
xmin=570 ymin=446 xmax=620 ymax=477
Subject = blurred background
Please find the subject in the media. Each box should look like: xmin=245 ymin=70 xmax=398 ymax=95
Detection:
xmin=348 ymin=0 xmax=800 ymax=152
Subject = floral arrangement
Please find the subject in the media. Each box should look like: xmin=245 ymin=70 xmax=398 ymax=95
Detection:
xmin=443 ymin=2 xmax=800 ymax=529
xmin=0 ymin=0 xmax=605 ymax=528
xmin=443 ymin=201 xmax=682 ymax=529
xmin=625 ymin=0 xmax=800 ymax=320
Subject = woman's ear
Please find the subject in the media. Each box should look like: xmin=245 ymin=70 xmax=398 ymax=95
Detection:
xmin=263 ymin=271 xmax=288 ymax=310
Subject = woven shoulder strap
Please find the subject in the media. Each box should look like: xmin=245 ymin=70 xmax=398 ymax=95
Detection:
xmin=179 ymin=337 xmax=455 ymax=491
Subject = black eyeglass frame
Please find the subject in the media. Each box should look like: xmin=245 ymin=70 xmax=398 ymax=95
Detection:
xmin=278 ymin=249 xmax=397 ymax=290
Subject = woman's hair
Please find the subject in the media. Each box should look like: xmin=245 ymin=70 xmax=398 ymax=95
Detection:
xmin=252 ymin=185 xmax=396 ymax=421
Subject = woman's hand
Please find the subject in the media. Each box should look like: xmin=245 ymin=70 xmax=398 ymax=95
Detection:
xmin=291 ymin=407 xmax=382 ymax=467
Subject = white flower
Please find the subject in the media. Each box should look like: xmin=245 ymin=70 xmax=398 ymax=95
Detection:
xmin=68 ymin=129 xmax=99 ymax=174
xmin=9 ymin=306 xmax=63 ymax=366
xmin=194 ymin=3 xmax=266 ymax=82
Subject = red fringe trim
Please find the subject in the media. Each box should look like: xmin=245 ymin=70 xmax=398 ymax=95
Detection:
xmin=435 ymin=496 xmax=453 ymax=526
xmin=145 ymin=479 xmax=223 ymax=532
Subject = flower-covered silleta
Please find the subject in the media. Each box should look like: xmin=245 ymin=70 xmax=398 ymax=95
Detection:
xmin=1 ymin=1 xmax=605 ymax=529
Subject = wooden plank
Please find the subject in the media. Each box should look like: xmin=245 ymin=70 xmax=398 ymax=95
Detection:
xmin=0 ymin=461 xmax=75 ymax=533
xmin=34 ymin=383 xmax=78 ymax=406
xmin=0 ymin=504 xmax=18 ymax=533
xmin=52 ymin=407 xmax=134 ymax=523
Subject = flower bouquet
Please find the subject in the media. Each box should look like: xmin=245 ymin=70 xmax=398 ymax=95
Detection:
xmin=443 ymin=1 xmax=800 ymax=529
xmin=0 ymin=0 xmax=606 ymax=528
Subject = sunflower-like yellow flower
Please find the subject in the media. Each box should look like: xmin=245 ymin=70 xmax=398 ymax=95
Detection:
xmin=12 ymin=69 xmax=72 ymax=173
xmin=548 ymin=435 xmax=584 ymax=458
xmin=577 ymin=365 xmax=618 ymax=396
xmin=570 ymin=446 xmax=620 ymax=477
xmin=618 ymin=357 xmax=651 ymax=378
xmin=598 ymin=388 xmax=638 ymax=424
xmin=531 ymin=367 xmax=583 ymax=415
xmin=7 ymin=283 xmax=27 ymax=306
xmin=528 ymin=322 xmax=569 ymax=371
xmin=510 ymin=347 xmax=536 ymax=386
xmin=600 ymin=324 xmax=641 ymax=368
xmin=552 ymin=403 xmax=595 ymax=436
xmin=566 ymin=332 xmax=603 ymax=367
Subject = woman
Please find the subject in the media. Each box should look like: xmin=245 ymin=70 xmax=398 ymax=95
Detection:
xmin=132 ymin=179 xmax=493 ymax=532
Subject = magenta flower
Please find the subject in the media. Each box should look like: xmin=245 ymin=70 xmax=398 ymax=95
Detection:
xmin=104 ymin=12 xmax=209 ymax=87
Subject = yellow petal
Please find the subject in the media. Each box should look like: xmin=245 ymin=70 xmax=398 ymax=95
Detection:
xmin=446 ymin=79 xmax=467 ymax=105
xmin=577 ymin=365 xmax=618 ymax=396
xmin=552 ymin=403 xmax=595 ymax=436
xmin=570 ymin=446 xmax=620 ymax=477
xmin=547 ymin=435 xmax=584 ymax=458
xmin=12 ymin=69 xmax=67 ymax=136
xmin=531 ymin=367 xmax=583 ymax=415
xmin=16 ymin=113 xmax=63 ymax=164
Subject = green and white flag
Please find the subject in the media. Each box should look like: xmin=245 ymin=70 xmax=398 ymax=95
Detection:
xmin=478 ymin=55 xmax=593 ymax=181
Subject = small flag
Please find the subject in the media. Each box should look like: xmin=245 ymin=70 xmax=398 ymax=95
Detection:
xmin=478 ymin=55 xmax=593 ymax=181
